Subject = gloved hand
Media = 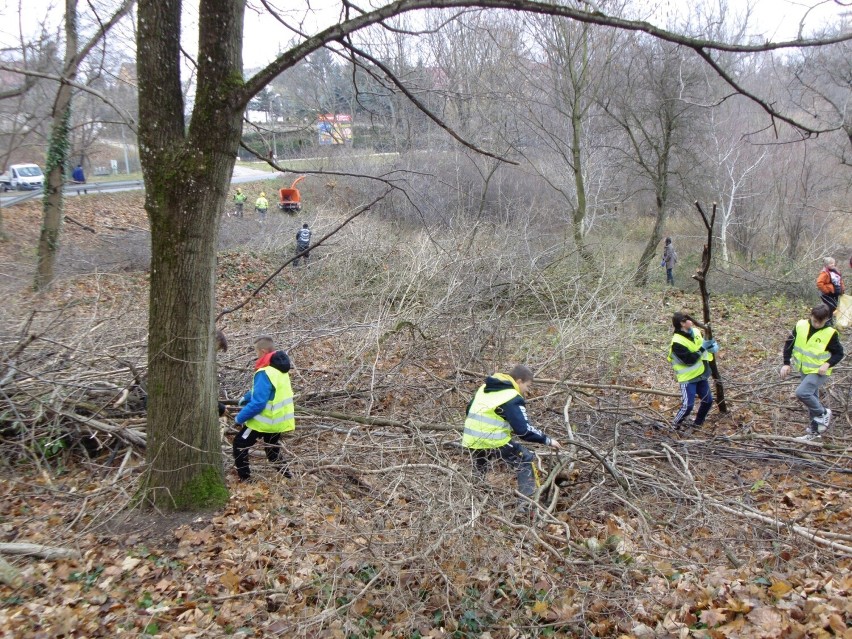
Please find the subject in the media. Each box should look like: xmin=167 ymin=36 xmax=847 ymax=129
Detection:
xmin=702 ymin=339 xmax=714 ymax=350
xmin=707 ymin=340 xmax=720 ymax=354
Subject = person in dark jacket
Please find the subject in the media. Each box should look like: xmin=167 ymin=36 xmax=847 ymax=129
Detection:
xmin=71 ymin=164 xmax=87 ymax=194
xmin=462 ymin=365 xmax=561 ymax=513
xmin=233 ymin=336 xmax=296 ymax=481
xmin=668 ymin=312 xmax=717 ymax=430
xmin=780 ymin=304 xmax=844 ymax=440
xmin=294 ymin=222 xmax=312 ymax=266
xmin=662 ymin=237 xmax=677 ymax=286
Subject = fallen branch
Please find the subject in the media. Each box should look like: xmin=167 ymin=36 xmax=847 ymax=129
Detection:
xmin=457 ymin=369 xmax=679 ymax=397
xmin=63 ymin=215 xmax=96 ymax=233
xmin=0 ymin=543 xmax=81 ymax=560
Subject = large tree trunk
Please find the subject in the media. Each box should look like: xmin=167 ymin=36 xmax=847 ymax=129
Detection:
xmin=138 ymin=0 xmax=244 ymax=509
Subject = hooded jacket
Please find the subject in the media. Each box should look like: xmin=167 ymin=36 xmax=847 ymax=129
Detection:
xmin=235 ymin=351 xmax=292 ymax=425
xmin=465 ymin=374 xmax=551 ymax=445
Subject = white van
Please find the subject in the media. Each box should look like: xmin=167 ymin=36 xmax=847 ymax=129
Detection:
xmin=0 ymin=164 xmax=44 ymax=191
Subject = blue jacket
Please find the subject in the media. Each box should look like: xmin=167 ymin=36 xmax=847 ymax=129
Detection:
xmin=235 ymin=351 xmax=292 ymax=425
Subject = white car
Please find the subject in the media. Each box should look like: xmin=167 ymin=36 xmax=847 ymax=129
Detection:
xmin=0 ymin=163 xmax=44 ymax=191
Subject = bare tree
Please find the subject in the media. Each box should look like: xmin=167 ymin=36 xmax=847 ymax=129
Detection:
xmin=134 ymin=0 xmax=852 ymax=510
xmin=601 ymin=36 xmax=706 ymax=286
xmin=34 ymin=0 xmax=134 ymax=289
xmin=516 ymin=12 xmax=623 ymax=262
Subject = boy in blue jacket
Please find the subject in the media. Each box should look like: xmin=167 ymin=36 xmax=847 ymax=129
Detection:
xmin=233 ymin=336 xmax=295 ymax=481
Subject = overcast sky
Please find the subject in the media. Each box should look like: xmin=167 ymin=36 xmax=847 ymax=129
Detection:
xmin=0 ymin=0 xmax=847 ymax=70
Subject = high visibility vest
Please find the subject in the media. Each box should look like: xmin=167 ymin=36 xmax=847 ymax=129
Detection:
xmin=462 ymin=386 xmax=518 ymax=450
xmin=668 ymin=328 xmax=712 ymax=383
xmin=245 ymin=366 xmax=295 ymax=433
xmin=792 ymin=319 xmax=836 ymax=375
xmin=233 ymin=192 xmax=247 ymax=204
xmin=255 ymin=196 xmax=268 ymax=209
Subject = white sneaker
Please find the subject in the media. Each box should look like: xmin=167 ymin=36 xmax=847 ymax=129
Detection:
xmin=796 ymin=431 xmax=821 ymax=441
xmin=813 ymin=409 xmax=831 ymax=433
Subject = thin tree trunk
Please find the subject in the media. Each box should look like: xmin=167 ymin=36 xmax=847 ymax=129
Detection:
xmin=35 ymin=0 xmax=77 ymax=290
xmin=570 ymin=101 xmax=593 ymax=264
xmin=633 ymin=189 xmax=668 ymax=287
xmin=693 ymin=201 xmax=728 ymax=413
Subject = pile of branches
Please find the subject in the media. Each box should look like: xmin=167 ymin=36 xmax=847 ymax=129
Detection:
xmin=0 ymin=312 xmax=149 ymax=463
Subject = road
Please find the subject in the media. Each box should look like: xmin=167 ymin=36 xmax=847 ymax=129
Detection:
xmin=0 ymin=165 xmax=277 ymax=208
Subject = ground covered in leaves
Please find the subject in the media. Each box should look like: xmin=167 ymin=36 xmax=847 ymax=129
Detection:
xmin=0 ymin=193 xmax=850 ymax=638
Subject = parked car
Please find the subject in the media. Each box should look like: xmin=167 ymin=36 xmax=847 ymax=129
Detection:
xmin=0 ymin=163 xmax=44 ymax=191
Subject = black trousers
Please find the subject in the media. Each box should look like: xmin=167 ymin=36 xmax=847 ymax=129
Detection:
xmin=294 ymin=243 xmax=310 ymax=265
xmin=232 ymin=425 xmax=288 ymax=479
xmin=471 ymin=441 xmax=536 ymax=497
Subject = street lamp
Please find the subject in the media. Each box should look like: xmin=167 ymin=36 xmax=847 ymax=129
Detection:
xmin=272 ymin=93 xmax=283 ymax=159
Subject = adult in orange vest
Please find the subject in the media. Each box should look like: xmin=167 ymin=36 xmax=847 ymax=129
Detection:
xmin=780 ymin=304 xmax=844 ymax=440
xmin=233 ymin=336 xmax=295 ymax=481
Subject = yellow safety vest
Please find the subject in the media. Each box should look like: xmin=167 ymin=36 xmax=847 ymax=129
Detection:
xmin=668 ymin=328 xmax=713 ymax=383
xmin=255 ymin=196 xmax=268 ymax=209
xmin=246 ymin=366 xmax=295 ymax=433
xmin=462 ymin=385 xmax=518 ymax=450
xmin=792 ymin=319 xmax=836 ymax=376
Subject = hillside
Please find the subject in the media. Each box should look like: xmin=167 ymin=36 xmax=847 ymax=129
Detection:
xmin=0 ymin=192 xmax=850 ymax=638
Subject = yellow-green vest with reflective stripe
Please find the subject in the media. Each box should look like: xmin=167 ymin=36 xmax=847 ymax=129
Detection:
xmin=246 ymin=366 xmax=295 ymax=433
xmin=462 ymin=386 xmax=518 ymax=450
xmin=792 ymin=319 xmax=836 ymax=376
xmin=668 ymin=328 xmax=712 ymax=383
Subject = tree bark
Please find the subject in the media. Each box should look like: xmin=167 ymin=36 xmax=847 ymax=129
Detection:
xmin=35 ymin=0 xmax=77 ymax=290
xmin=138 ymin=0 xmax=244 ymax=509
xmin=692 ymin=201 xmax=728 ymax=413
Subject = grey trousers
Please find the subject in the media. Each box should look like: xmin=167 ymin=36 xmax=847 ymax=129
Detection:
xmin=794 ymin=373 xmax=829 ymax=421
xmin=471 ymin=441 xmax=536 ymax=497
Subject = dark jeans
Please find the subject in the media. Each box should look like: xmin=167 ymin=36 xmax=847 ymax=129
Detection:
xmin=674 ymin=378 xmax=713 ymax=426
xmin=666 ymin=268 xmax=674 ymax=285
xmin=233 ymin=203 xmax=243 ymax=217
xmin=471 ymin=441 xmax=536 ymax=497
xmin=294 ymin=243 xmax=310 ymax=266
xmin=820 ymin=294 xmax=838 ymax=326
xmin=233 ymin=425 xmax=288 ymax=480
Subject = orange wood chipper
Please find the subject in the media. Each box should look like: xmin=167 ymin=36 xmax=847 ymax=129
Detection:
xmin=278 ymin=175 xmax=306 ymax=214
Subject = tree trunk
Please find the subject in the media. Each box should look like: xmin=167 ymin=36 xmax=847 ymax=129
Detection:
xmin=633 ymin=191 xmax=667 ymax=287
xmin=570 ymin=99 xmax=593 ymax=264
xmin=144 ymin=176 xmax=231 ymax=509
xmin=138 ymin=0 xmax=244 ymax=509
xmin=35 ymin=0 xmax=77 ymax=290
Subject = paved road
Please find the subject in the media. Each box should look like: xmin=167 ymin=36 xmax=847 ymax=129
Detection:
xmin=0 ymin=165 xmax=277 ymax=208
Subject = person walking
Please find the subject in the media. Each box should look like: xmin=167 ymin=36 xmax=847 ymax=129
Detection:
xmin=662 ymin=237 xmax=678 ymax=286
xmin=255 ymin=191 xmax=269 ymax=223
xmin=780 ymin=304 xmax=844 ymax=441
xmin=294 ymin=222 xmax=312 ymax=266
xmin=816 ymin=257 xmax=844 ymax=321
xmin=668 ymin=311 xmax=717 ymax=430
xmin=233 ymin=336 xmax=296 ymax=482
xmin=462 ymin=365 xmax=561 ymax=516
xmin=232 ymin=188 xmax=247 ymax=218
xmin=71 ymin=164 xmax=87 ymax=194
